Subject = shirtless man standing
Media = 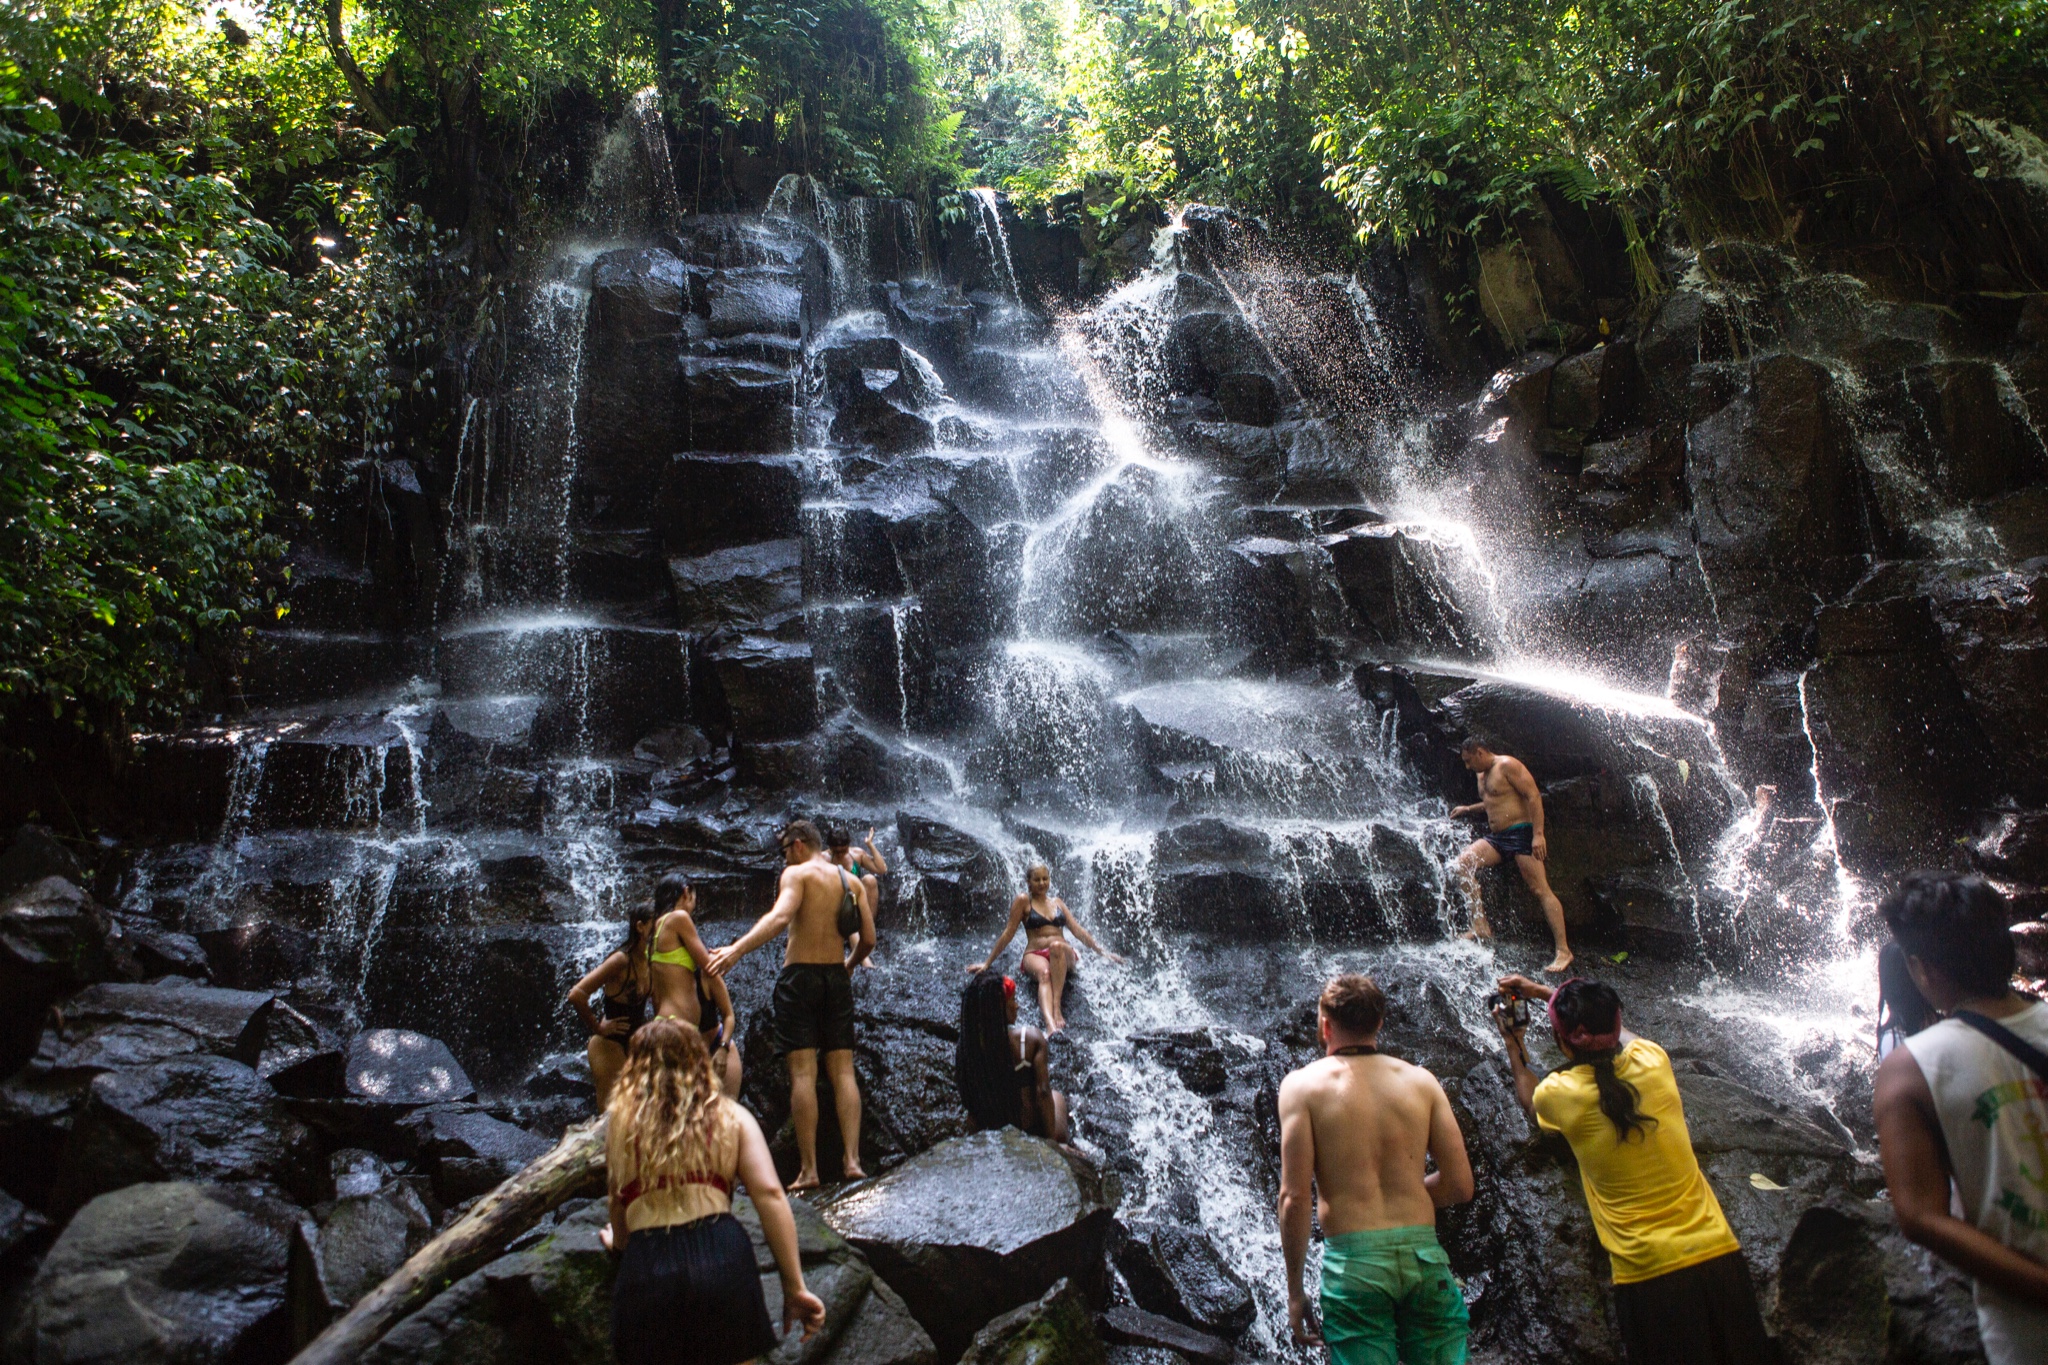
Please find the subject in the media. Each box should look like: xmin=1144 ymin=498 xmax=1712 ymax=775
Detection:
xmin=705 ymin=819 xmax=878 ymax=1190
xmin=1279 ymin=974 xmax=1475 ymax=1363
xmin=1451 ymin=736 xmax=1573 ymax=974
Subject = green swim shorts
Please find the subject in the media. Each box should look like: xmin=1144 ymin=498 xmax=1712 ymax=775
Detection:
xmin=1319 ymin=1224 xmax=1470 ymax=1365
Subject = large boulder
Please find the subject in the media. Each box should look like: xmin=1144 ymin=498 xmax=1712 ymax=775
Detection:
xmin=288 ymin=1153 xmax=434 ymax=1339
xmin=342 ymin=1029 xmax=478 ymax=1106
xmin=658 ymin=455 xmax=805 ymax=557
xmin=820 ymin=1130 xmax=1114 ymax=1361
xmin=1324 ymin=522 xmax=1493 ymax=659
xmin=1113 ymin=1219 xmax=1255 ymax=1338
xmin=3 ymin=1182 xmax=297 ymax=1365
xmin=57 ymin=1053 xmax=321 ymax=1210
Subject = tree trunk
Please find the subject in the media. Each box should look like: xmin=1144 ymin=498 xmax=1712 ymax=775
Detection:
xmin=288 ymin=1116 xmax=608 ymax=1365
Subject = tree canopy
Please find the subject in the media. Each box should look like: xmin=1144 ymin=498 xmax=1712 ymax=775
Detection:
xmin=2 ymin=0 xmax=2041 ymax=745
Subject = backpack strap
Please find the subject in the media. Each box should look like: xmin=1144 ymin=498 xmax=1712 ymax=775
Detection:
xmin=1952 ymin=1010 xmax=2048 ymax=1088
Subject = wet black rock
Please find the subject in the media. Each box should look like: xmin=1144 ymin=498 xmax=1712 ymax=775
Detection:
xmin=1324 ymin=523 xmax=1491 ymax=658
xmin=820 ymin=1130 xmax=1114 ymax=1361
xmin=0 ymin=877 xmax=113 ymax=1075
xmin=670 ymin=539 xmax=802 ymax=630
xmin=399 ymin=1106 xmax=554 ymax=1204
xmin=1113 ymin=1218 xmax=1255 ymax=1338
xmin=895 ymin=814 xmax=1008 ymax=929
xmin=659 ymin=455 xmax=805 ymax=557
xmin=522 ymin=1052 xmax=596 ymax=1101
xmin=236 ymin=996 xmax=345 ymax=1090
xmin=1097 ymin=1305 xmax=1230 ymax=1365
xmin=707 ymin=635 xmax=818 ymax=743
xmin=344 ymin=1029 xmax=478 ymax=1106
xmin=288 ymin=1155 xmax=434 ymax=1339
xmin=57 ymin=1053 xmax=321 ymax=1210
xmin=1973 ymin=810 xmax=2048 ymax=884
xmin=958 ymin=1278 xmax=1105 ymax=1365
xmin=4 ymin=1182 xmax=297 ymax=1365
xmin=0 ymin=1187 xmax=48 ymax=1264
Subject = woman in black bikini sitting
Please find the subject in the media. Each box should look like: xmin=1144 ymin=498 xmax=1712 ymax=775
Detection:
xmin=967 ymin=864 xmax=1122 ymax=1032
xmin=567 ymin=901 xmax=657 ymax=1104
xmin=956 ymin=970 xmax=1068 ymax=1141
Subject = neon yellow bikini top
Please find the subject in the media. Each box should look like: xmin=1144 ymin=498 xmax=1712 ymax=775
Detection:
xmin=647 ymin=916 xmax=695 ymax=971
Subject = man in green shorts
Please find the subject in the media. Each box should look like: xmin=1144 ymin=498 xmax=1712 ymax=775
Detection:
xmin=1279 ymin=975 xmax=1476 ymax=1363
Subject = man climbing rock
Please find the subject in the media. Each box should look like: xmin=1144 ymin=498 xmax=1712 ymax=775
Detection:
xmin=1450 ymin=736 xmax=1572 ymax=974
xmin=1278 ymin=975 xmax=1475 ymax=1362
xmin=705 ymin=819 xmax=877 ymax=1191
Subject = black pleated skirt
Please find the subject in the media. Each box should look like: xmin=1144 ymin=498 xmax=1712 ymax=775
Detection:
xmin=611 ymin=1214 xmax=778 ymax=1365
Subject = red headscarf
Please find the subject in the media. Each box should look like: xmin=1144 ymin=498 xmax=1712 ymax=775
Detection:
xmin=1547 ymin=979 xmax=1622 ymax=1053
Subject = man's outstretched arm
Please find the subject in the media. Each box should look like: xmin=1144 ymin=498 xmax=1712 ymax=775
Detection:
xmin=1276 ymin=1074 xmax=1322 ymax=1345
xmin=705 ymin=870 xmax=800 ymax=979
xmin=1876 ymin=1045 xmax=2048 ymax=1308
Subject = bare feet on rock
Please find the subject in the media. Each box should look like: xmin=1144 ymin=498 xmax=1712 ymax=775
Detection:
xmin=1461 ymin=913 xmax=1494 ymax=943
xmin=787 ymin=1170 xmax=821 ymax=1194
xmin=1543 ymin=948 xmax=1575 ymax=975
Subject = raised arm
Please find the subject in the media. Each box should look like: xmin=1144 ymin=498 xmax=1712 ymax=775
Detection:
xmin=859 ymin=828 xmax=888 ymax=875
xmin=1062 ymin=901 xmax=1125 ymax=963
xmin=705 ymin=867 xmax=801 ymax=979
xmin=1505 ymin=758 xmax=1547 ymax=858
xmin=968 ymin=895 xmax=1028 ymax=973
xmin=732 ymin=1107 xmax=827 ymax=1340
xmin=1877 ymin=1046 xmax=2048 ymax=1308
xmin=1276 ymin=1073 xmax=1322 ymax=1346
xmin=1423 ymin=1076 xmax=1475 ymax=1206
xmin=567 ymin=952 xmax=629 ymax=1039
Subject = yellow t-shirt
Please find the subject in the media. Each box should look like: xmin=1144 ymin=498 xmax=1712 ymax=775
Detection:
xmin=1532 ymin=1037 xmax=1739 ymax=1284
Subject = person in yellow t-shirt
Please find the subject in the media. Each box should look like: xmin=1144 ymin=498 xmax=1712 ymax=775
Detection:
xmin=1494 ymin=975 xmax=1775 ymax=1365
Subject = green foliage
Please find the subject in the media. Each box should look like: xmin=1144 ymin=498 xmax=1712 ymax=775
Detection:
xmin=0 ymin=2 xmax=416 ymax=731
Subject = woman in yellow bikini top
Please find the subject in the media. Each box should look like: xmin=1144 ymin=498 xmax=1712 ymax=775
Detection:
xmin=646 ymin=872 xmax=742 ymax=1099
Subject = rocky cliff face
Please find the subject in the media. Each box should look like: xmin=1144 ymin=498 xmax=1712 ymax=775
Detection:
xmin=4 ymin=112 xmax=2043 ymax=1365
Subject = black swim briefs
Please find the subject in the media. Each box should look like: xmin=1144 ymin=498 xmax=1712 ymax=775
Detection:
xmin=1484 ymin=822 xmax=1536 ymax=859
xmin=773 ymin=962 xmax=856 ymax=1055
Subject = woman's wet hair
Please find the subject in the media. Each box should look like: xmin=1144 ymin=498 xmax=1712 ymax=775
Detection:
xmin=825 ymin=827 xmax=852 ymax=850
xmin=1878 ymin=939 xmax=1939 ymax=1044
xmin=1027 ymin=863 xmax=1050 ymax=883
xmin=1881 ymin=872 xmax=2014 ymax=997
xmin=1551 ymin=979 xmax=1655 ymax=1144
xmin=956 ymin=969 xmax=1023 ymax=1131
xmin=607 ymin=1017 xmax=725 ymax=1183
xmin=611 ymin=876 xmax=677 ymax=956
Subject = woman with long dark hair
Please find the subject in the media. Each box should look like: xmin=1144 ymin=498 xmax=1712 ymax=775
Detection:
xmin=956 ymin=969 xmax=1068 ymax=1141
xmin=1493 ymin=975 xmax=1770 ymax=1365
xmin=645 ymin=872 xmax=742 ymax=1099
xmin=566 ymin=900 xmax=658 ymax=1103
xmin=604 ymin=1018 xmax=824 ymax=1365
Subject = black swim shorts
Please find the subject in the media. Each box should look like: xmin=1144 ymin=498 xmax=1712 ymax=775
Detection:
xmin=773 ymin=963 xmax=856 ymax=1055
xmin=1484 ymin=822 xmax=1536 ymax=859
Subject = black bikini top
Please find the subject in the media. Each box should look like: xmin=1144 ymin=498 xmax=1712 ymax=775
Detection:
xmin=1023 ymin=905 xmax=1069 ymax=932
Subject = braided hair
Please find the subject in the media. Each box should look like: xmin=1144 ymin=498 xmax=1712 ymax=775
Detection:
xmin=1551 ymin=979 xmax=1655 ymax=1144
xmin=956 ymin=970 xmax=1023 ymax=1131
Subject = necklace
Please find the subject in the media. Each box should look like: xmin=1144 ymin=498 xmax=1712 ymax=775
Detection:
xmin=1331 ymin=1044 xmax=1378 ymax=1056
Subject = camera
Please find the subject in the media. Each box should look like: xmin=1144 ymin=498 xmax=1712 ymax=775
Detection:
xmin=1486 ymin=989 xmax=1530 ymax=1029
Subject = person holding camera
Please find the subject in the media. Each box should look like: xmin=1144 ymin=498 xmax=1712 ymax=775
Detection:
xmin=1492 ymin=975 xmax=1771 ymax=1365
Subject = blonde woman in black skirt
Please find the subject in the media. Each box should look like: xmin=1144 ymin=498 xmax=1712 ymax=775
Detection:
xmin=604 ymin=1017 xmax=825 ymax=1364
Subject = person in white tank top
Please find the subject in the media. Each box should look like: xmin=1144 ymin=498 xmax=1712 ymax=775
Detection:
xmin=1874 ymin=873 xmax=2048 ymax=1365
